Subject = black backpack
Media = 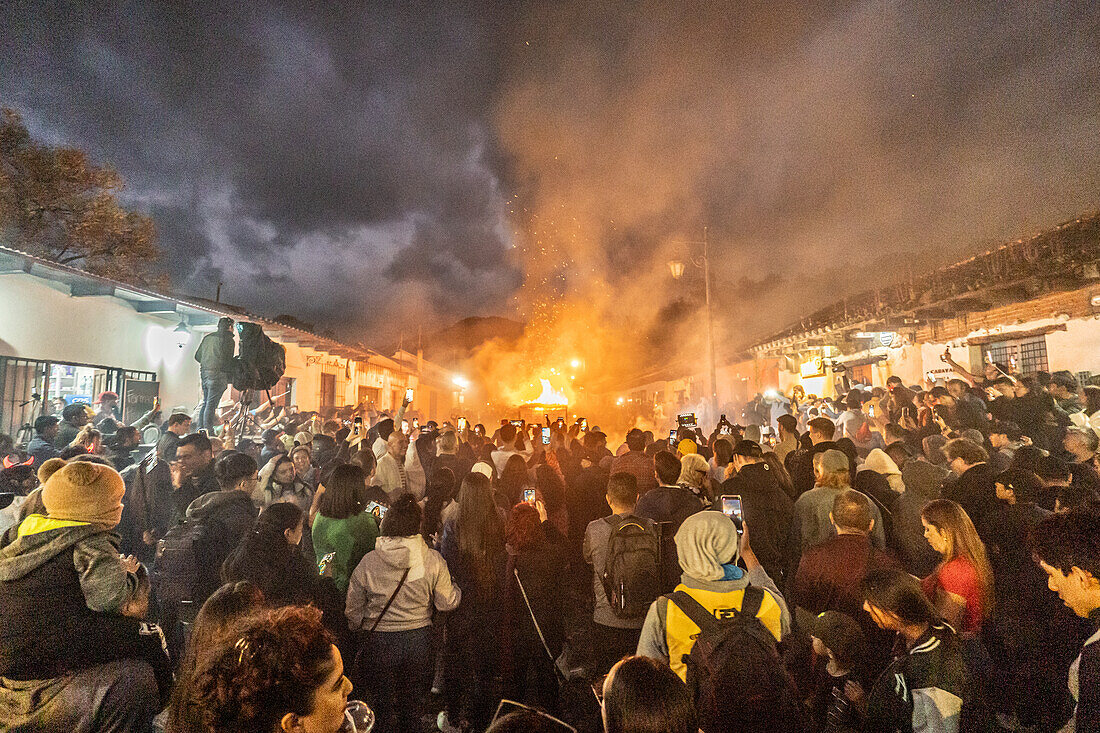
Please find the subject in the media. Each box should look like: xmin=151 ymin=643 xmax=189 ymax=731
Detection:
xmin=231 ymin=322 xmax=286 ymax=392
xmin=667 ymin=587 xmax=803 ymax=733
xmin=600 ymin=515 xmax=661 ymax=619
xmin=151 ymin=517 xmax=219 ymax=618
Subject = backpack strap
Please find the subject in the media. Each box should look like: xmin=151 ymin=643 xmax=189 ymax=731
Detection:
xmin=739 ymin=584 xmax=765 ymax=618
xmin=667 ymin=590 xmax=717 ymax=632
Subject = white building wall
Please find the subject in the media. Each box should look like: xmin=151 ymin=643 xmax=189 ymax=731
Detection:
xmin=0 ymin=273 xmax=202 ymax=410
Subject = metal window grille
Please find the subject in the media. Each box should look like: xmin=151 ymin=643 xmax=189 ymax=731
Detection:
xmin=0 ymin=357 xmax=156 ymax=444
xmin=981 ymin=336 xmax=1049 ymax=376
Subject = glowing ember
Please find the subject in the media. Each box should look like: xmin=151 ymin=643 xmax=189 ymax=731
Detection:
xmin=524 ymin=378 xmax=569 ymax=407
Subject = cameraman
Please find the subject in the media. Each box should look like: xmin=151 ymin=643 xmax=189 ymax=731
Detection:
xmin=194 ymin=317 xmax=235 ymax=433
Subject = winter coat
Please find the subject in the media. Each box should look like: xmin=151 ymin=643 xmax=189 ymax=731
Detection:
xmin=0 ymin=515 xmax=141 ymax=679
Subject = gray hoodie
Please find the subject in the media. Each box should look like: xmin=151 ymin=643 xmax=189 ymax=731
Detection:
xmin=345 ymin=534 xmax=460 ymax=632
xmin=0 ymin=514 xmax=138 ymax=614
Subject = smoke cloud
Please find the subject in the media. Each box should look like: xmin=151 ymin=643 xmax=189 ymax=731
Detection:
xmin=2 ymin=0 xmax=1098 ymax=398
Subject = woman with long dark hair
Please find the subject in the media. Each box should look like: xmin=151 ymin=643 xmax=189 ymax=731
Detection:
xmin=310 ymin=464 xmax=379 ymax=595
xmin=439 ymin=472 xmax=507 ymax=730
xmin=496 ymin=453 xmax=531 ymax=510
xmin=257 ymin=454 xmax=313 ymax=513
xmin=222 ymin=502 xmax=321 ymax=608
xmin=859 ymin=569 xmax=979 ymax=732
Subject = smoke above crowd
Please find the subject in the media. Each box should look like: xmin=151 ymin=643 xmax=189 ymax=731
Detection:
xmin=3 ymin=1 xmax=1099 ymax=403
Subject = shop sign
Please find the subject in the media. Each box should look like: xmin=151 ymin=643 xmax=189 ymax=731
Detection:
xmin=854 ymin=331 xmax=898 ymax=348
xmin=800 ymin=357 xmax=825 ymax=378
xmin=123 ymin=379 xmax=160 ymax=424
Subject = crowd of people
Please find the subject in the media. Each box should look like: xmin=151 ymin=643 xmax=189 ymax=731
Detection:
xmin=1 ymin=358 xmax=1099 ymax=732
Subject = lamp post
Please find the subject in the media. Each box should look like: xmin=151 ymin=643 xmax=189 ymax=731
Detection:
xmin=668 ymin=226 xmax=718 ymax=419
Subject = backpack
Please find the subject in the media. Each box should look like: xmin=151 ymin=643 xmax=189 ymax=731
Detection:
xmin=601 ymin=515 xmax=661 ymax=618
xmin=231 ymin=322 xmax=286 ymax=392
xmin=151 ymin=517 xmax=219 ymax=619
xmin=667 ymin=587 xmax=803 ymax=733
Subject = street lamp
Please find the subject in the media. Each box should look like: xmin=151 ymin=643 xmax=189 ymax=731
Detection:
xmin=669 ymin=227 xmax=718 ymax=418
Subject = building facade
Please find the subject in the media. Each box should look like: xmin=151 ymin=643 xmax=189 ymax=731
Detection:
xmin=0 ymin=244 xmax=458 ymax=438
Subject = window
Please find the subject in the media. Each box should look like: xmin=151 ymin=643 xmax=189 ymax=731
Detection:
xmin=320 ymin=373 xmax=336 ymax=409
xmin=0 ymin=357 xmax=156 ymax=443
xmin=981 ymin=336 xmax=1049 ymax=376
xmin=848 ymin=364 xmax=874 ymax=386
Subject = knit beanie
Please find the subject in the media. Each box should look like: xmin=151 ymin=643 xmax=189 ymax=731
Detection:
xmin=677 ymin=438 xmax=698 ymax=455
xmin=675 ymin=511 xmax=740 ymax=581
xmin=41 ymin=460 xmax=126 ymax=528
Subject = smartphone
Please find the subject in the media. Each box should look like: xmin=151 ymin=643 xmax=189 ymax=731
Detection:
xmin=405 ymin=387 xmax=414 ymax=402
xmin=523 ymin=488 xmax=536 ymax=503
xmin=580 ymin=418 xmax=588 ymax=431
xmin=401 ymin=420 xmax=410 ymax=435
xmin=353 ymin=416 xmax=362 ymax=435
xmin=868 ymin=404 xmax=876 ymax=418
xmin=458 ymin=417 xmax=467 ymax=431
xmin=542 ymin=427 xmax=551 ymax=445
xmin=365 ymin=501 xmax=388 ymax=521
xmin=669 ymin=428 xmax=678 ymax=445
xmin=720 ymin=495 xmax=744 ymax=533
xmin=412 ymin=418 xmax=420 ymax=430
xmin=510 ymin=419 xmax=523 ymax=428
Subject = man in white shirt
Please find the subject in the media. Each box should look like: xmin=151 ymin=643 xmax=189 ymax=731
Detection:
xmin=490 ymin=423 xmax=532 ymax=477
xmin=376 ymin=431 xmax=413 ymax=501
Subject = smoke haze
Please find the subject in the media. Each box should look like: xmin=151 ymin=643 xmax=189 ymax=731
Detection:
xmin=3 ymin=1 xmax=1099 ymax=394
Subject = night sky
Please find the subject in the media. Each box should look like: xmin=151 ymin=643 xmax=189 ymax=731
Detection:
xmin=3 ymin=1 xmax=1098 ymax=351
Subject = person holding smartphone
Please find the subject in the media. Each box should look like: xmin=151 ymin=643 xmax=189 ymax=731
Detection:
xmin=718 ymin=441 xmax=794 ymax=583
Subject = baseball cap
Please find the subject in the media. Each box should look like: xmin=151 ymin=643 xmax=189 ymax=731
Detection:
xmin=817 ymin=449 xmax=850 ymax=473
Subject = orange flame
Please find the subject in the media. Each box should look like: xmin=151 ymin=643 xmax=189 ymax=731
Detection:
xmin=525 ymin=378 xmax=569 ymax=406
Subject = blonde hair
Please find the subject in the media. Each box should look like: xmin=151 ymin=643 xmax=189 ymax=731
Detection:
xmin=921 ymin=499 xmax=994 ymax=618
xmin=71 ymin=424 xmax=102 ymax=451
xmin=677 ymin=453 xmax=709 ymax=489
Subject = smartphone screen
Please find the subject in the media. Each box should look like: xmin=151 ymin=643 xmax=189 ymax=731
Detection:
xmin=405 ymin=387 xmax=414 ymax=402
xmin=868 ymin=405 xmax=875 ymax=418
xmin=458 ymin=417 xmax=467 ymax=430
xmin=401 ymin=420 xmax=410 ymax=435
xmin=523 ymin=489 xmax=536 ymax=503
xmin=669 ymin=429 xmax=678 ymax=445
xmin=720 ymin=495 xmax=743 ymax=533
xmin=541 ymin=427 xmax=551 ymax=445
xmin=580 ymin=418 xmax=588 ymax=430
xmin=365 ymin=501 xmax=388 ymax=521
xmin=412 ymin=418 xmax=419 ymax=430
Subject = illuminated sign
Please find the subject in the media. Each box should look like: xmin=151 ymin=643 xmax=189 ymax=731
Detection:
xmin=800 ymin=357 xmax=825 ymax=378
xmin=854 ymin=331 xmax=898 ymax=348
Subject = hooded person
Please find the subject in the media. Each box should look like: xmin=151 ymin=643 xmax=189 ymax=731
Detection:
xmin=0 ymin=458 xmax=149 ymax=681
xmin=860 ymin=449 xmax=906 ymax=495
xmin=636 ymin=511 xmax=790 ymax=682
xmin=344 ymin=494 xmax=460 ymax=732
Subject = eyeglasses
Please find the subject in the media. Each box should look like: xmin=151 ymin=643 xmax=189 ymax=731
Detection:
xmin=489 ymin=700 xmax=576 ymax=731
